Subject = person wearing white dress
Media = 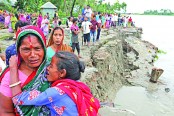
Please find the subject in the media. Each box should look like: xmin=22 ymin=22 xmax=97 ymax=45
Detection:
xmin=41 ymin=15 xmax=49 ymax=38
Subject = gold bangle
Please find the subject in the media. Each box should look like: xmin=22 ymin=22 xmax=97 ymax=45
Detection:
xmin=9 ymin=81 xmax=21 ymax=88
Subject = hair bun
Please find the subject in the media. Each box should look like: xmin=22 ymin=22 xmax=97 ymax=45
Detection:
xmin=79 ymin=61 xmax=85 ymax=73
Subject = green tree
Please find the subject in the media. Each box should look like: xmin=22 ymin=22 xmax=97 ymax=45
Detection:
xmin=121 ymin=2 xmax=127 ymax=13
xmin=14 ymin=0 xmax=44 ymax=12
xmin=70 ymin=0 xmax=76 ymax=16
xmin=3 ymin=0 xmax=127 ymax=17
xmin=143 ymin=9 xmax=174 ymax=15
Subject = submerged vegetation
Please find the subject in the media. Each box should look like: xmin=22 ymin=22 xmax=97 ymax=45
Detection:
xmin=154 ymin=49 xmax=167 ymax=61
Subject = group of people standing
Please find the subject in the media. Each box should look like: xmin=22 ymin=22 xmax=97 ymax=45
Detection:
xmin=0 ymin=8 xmax=135 ymax=62
xmin=0 ymin=24 xmax=100 ymax=116
xmin=36 ymin=11 xmax=61 ymax=38
xmin=0 ymin=10 xmax=32 ymax=33
xmin=66 ymin=5 xmax=135 ymax=55
xmin=0 ymin=10 xmax=62 ymax=40
xmin=0 ymin=6 xmax=136 ymax=115
xmin=0 ymin=9 xmax=101 ymax=116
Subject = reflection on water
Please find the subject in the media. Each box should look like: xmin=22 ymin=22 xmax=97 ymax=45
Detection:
xmin=115 ymin=16 xmax=174 ymax=116
xmin=115 ymin=86 xmax=174 ymax=116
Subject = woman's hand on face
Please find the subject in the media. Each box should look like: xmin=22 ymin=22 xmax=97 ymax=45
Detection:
xmin=9 ymin=55 xmax=18 ymax=69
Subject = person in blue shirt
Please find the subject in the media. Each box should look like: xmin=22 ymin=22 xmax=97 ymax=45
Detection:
xmin=82 ymin=6 xmax=87 ymax=16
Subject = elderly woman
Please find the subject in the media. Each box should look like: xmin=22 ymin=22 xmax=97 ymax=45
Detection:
xmin=47 ymin=27 xmax=72 ymax=62
xmin=0 ymin=25 xmax=50 ymax=115
xmin=10 ymin=51 xmax=100 ymax=116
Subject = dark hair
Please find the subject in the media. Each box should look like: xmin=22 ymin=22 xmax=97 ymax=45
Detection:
xmin=47 ymin=26 xmax=64 ymax=47
xmin=15 ymin=21 xmax=29 ymax=31
xmin=99 ymin=15 xmax=102 ymax=19
xmin=17 ymin=34 xmax=43 ymax=51
xmin=58 ymin=21 xmax=62 ymax=26
xmin=55 ymin=51 xmax=85 ymax=80
xmin=15 ymin=13 xmax=19 ymax=20
xmin=72 ymin=18 xmax=78 ymax=23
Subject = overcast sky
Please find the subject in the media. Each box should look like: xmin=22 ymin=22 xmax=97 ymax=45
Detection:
xmin=105 ymin=0 xmax=174 ymax=13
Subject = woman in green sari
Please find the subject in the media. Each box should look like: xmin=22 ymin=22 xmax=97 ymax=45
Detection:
xmin=11 ymin=13 xmax=18 ymax=32
xmin=0 ymin=25 xmax=50 ymax=115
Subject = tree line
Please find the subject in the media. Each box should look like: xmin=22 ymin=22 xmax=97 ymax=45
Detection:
xmin=143 ymin=9 xmax=174 ymax=15
xmin=3 ymin=0 xmax=127 ymax=17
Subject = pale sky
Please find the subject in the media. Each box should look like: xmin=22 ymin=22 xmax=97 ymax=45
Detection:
xmin=105 ymin=0 xmax=174 ymax=13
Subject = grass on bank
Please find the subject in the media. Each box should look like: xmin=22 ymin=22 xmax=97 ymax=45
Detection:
xmin=154 ymin=49 xmax=167 ymax=61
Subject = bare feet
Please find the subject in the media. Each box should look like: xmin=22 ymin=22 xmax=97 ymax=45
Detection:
xmin=78 ymin=55 xmax=82 ymax=58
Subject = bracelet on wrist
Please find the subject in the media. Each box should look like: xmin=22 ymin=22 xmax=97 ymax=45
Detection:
xmin=9 ymin=81 xmax=21 ymax=88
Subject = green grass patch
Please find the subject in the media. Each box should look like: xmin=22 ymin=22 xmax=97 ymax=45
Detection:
xmin=154 ymin=49 xmax=167 ymax=61
xmin=0 ymin=33 xmax=14 ymax=40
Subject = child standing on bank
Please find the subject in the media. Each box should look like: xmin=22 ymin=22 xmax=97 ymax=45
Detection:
xmin=81 ymin=16 xmax=92 ymax=46
xmin=71 ymin=18 xmax=82 ymax=58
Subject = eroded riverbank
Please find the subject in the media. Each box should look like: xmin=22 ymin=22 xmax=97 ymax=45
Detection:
xmin=0 ymin=26 xmax=161 ymax=116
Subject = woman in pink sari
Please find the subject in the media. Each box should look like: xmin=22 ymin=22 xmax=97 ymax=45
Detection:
xmin=105 ymin=14 xmax=111 ymax=29
xmin=37 ymin=12 xmax=43 ymax=28
xmin=4 ymin=13 xmax=10 ymax=28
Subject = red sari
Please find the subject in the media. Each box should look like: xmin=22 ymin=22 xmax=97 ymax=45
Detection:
xmin=52 ymin=79 xmax=100 ymax=116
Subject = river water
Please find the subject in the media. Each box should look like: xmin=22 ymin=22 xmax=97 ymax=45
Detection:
xmin=114 ymin=15 xmax=174 ymax=116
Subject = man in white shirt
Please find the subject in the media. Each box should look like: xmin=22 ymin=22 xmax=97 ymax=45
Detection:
xmin=81 ymin=16 xmax=92 ymax=46
xmin=113 ymin=13 xmax=118 ymax=27
xmin=68 ymin=17 xmax=73 ymax=28
xmin=84 ymin=5 xmax=92 ymax=21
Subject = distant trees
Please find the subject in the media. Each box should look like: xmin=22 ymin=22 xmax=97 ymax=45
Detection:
xmin=1 ymin=0 xmax=127 ymax=17
xmin=144 ymin=9 xmax=173 ymax=15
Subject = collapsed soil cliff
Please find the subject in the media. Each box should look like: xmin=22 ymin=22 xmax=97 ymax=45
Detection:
xmin=81 ymin=35 xmax=125 ymax=102
xmin=79 ymin=27 xmax=157 ymax=103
